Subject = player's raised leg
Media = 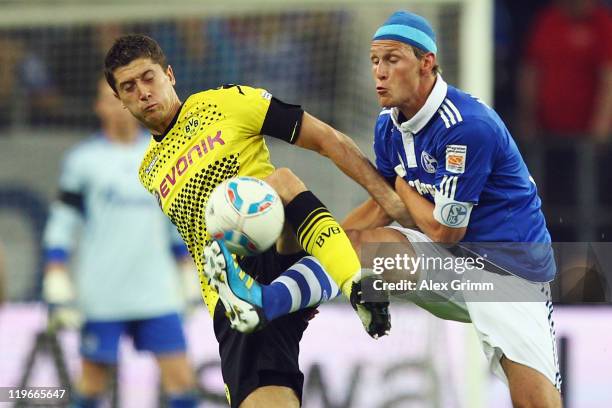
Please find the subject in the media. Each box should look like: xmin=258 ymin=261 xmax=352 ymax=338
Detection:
xmin=268 ymin=168 xmax=391 ymax=337
xmin=266 ymin=168 xmax=359 ymax=296
xmin=203 ymin=240 xmax=340 ymax=333
xmin=205 ymin=237 xmax=390 ymax=338
xmin=204 ymin=168 xmax=390 ymax=337
xmin=349 ymin=224 xmax=563 ymax=407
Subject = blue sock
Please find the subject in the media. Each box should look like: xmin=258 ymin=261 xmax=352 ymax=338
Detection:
xmin=70 ymin=392 xmax=100 ymax=408
xmin=167 ymin=391 xmax=198 ymax=408
xmin=262 ymin=256 xmax=340 ymax=320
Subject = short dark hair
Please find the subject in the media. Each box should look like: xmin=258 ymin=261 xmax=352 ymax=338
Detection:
xmin=104 ymin=34 xmax=168 ymax=93
xmin=412 ymin=46 xmax=441 ymax=76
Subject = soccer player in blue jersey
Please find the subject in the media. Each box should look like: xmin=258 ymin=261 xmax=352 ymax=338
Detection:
xmin=342 ymin=11 xmax=562 ymax=408
xmin=42 ymin=78 xmax=199 ymax=408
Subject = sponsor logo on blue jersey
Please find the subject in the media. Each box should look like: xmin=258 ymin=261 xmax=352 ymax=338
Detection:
xmin=420 ymin=151 xmax=437 ymax=173
xmin=441 ymin=202 xmax=468 ymax=226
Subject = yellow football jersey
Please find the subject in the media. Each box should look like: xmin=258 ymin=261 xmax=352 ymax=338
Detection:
xmin=138 ymin=85 xmax=303 ymax=314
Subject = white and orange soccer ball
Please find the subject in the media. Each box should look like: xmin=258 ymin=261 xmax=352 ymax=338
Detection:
xmin=205 ymin=176 xmax=284 ymax=256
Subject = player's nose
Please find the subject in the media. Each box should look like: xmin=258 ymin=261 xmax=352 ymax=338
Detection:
xmin=136 ymin=83 xmax=151 ymax=101
xmin=374 ymin=64 xmax=387 ymax=80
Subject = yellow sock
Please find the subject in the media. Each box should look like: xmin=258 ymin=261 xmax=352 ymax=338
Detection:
xmin=294 ymin=207 xmax=360 ymax=297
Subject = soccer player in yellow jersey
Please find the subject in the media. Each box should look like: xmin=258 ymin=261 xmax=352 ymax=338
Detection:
xmin=104 ymin=34 xmax=409 ymax=408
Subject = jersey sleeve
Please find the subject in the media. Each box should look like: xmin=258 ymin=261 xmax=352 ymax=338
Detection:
xmin=43 ymin=148 xmax=87 ymax=261
xmin=43 ymin=202 xmax=83 ymax=262
xmin=261 ymin=97 xmax=304 ymax=144
xmin=220 ymin=84 xmax=273 ymax=136
xmin=221 ymin=84 xmax=304 ymax=143
xmin=373 ymin=117 xmax=398 ymax=186
xmin=433 ymin=119 xmax=498 ymax=228
xmin=57 ymin=147 xmax=87 ymax=213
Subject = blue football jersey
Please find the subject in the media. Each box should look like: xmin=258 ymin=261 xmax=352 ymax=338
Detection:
xmin=373 ymin=77 xmax=555 ymax=282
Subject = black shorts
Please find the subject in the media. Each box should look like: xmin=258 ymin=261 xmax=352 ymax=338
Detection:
xmin=213 ymin=247 xmax=313 ymax=408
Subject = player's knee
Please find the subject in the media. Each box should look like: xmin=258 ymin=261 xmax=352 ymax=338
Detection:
xmin=162 ymin=371 xmax=195 ymax=393
xmin=266 ymin=168 xmax=307 ymax=204
xmin=511 ymin=393 xmax=561 ymax=408
xmin=510 ymin=384 xmax=561 ymax=408
xmin=158 ymin=354 xmax=196 ymax=393
xmin=504 ymin=357 xmax=561 ymax=408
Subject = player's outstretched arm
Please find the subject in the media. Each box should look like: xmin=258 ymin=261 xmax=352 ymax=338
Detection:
xmin=296 ymin=112 xmax=415 ymax=228
xmin=395 ymin=177 xmax=466 ymax=244
xmin=342 ymin=198 xmax=392 ymax=231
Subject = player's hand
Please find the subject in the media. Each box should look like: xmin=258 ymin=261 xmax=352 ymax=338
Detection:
xmin=179 ymin=259 xmax=203 ymax=315
xmin=349 ymin=272 xmax=391 ymax=339
xmin=42 ymin=269 xmax=81 ymax=330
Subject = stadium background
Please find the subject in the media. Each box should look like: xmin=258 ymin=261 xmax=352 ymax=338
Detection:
xmin=0 ymin=0 xmax=610 ymax=407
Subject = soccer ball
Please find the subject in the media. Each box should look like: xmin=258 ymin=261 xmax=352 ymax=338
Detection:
xmin=205 ymin=176 xmax=284 ymax=256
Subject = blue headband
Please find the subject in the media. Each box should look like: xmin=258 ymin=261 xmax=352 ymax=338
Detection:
xmin=373 ymin=11 xmax=437 ymax=54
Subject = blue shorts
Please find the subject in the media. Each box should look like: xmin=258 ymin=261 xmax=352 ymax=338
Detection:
xmin=80 ymin=313 xmax=187 ymax=364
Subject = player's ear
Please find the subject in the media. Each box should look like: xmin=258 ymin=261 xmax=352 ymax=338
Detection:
xmin=420 ymin=52 xmax=436 ymax=75
xmin=166 ymin=65 xmax=176 ymax=86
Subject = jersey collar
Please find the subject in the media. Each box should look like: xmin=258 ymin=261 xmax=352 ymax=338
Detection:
xmin=390 ymin=74 xmax=447 ymax=135
xmin=153 ymin=102 xmax=185 ymax=142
